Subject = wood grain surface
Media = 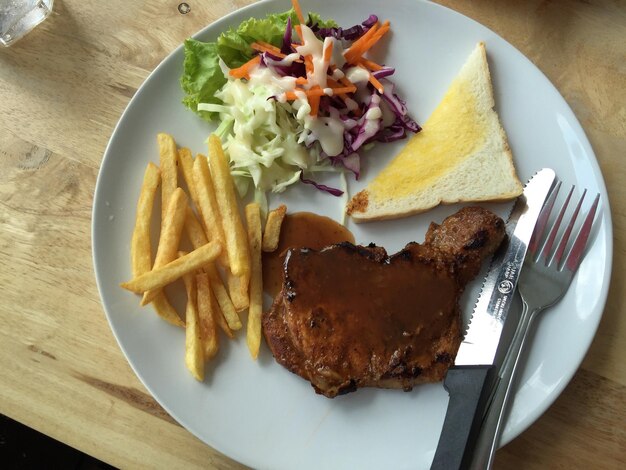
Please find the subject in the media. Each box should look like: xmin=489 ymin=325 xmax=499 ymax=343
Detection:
xmin=0 ymin=0 xmax=624 ymax=468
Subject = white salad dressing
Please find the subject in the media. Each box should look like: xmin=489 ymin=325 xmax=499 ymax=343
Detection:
xmin=190 ymin=12 xmax=416 ymax=202
xmin=306 ymin=117 xmax=345 ymax=156
xmin=345 ymin=65 xmax=371 ymax=84
xmin=248 ymin=67 xmax=297 ymax=94
xmin=295 ymin=25 xmax=324 ymax=60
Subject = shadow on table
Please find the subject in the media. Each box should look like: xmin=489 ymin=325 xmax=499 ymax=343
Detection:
xmin=0 ymin=414 xmax=116 ymax=470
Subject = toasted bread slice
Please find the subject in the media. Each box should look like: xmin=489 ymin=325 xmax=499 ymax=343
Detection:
xmin=347 ymin=42 xmax=523 ymax=222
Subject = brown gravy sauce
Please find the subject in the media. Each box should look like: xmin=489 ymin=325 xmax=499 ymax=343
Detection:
xmin=262 ymin=212 xmax=354 ymax=297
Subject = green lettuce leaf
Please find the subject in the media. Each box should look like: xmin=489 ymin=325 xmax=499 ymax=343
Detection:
xmin=217 ymin=10 xmax=298 ymax=67
xmin=181 ymin=39 xmax=227 ymax=121
xmin=181 ymin=8 xmax=337 ymax=122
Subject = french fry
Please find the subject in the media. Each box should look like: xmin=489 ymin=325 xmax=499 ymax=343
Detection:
xmin=196 ymin=272 xmax=219 ymax=359
xmin=226 ymin=269 xmax=250 ymax=312
xmin=130 ymin=163 xmax=183 ymax=327
xmin=262 ymin=204 xmax=287 ymax=252
xmin=120 ymin=241 xmax=222 ymax=293
xmin=178 ymin=148 xmax=203 ymax=218
xmin=157 ymin=133 xmax=178 ymax=221
xmin=192 ymin=154 xmax=229 ymax=267
xmin=182 ymin=272 xmax=204 ymax=381
xmin=208 ymin=134 xmax=250 ymax=277
xmin=184 ymin=206 xmax=208 ymax=248
xmin=131 ymin=162 xmax=161 ymax=277
xmin=210 ymin=288 xmax=234 ymax=339
xmin=211 ymin=265 xmax=243 ymax=329
xmin=152 ymin=293 xmax=185 ymax=328
xmin=185 ymin=208 xmax=242 ymax=331
xmin=141 ymin=188 xmax=188 ymax=306
xmin=245 ymin=203 xmax=263 ymax=359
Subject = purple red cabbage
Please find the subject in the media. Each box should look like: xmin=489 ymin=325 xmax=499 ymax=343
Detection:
xmin=372 ymin=67 xmax=395 ymax=80
xmin=350 ymin=94 xmax=382 ymax=151
xmin=272 ymin=13 xmax=420 ymax=196
xmin=312 ymin=14 xmax=379 ymax=41
xmin=281 ymin=17 xmax=294 ymax=54
xmin=299 ymin=173 xmax=344 ymax=196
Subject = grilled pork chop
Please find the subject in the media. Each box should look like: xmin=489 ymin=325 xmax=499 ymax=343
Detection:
xmin=262 ymin=207 xmax=505 ymax=398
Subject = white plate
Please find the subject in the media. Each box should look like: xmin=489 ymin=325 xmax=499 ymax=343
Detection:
xmin=92 ymin=0 xmax=612 ymax=468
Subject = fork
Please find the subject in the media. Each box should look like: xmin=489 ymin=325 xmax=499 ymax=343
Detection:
xmin=469 ymin=182 xmax=601 ymax=470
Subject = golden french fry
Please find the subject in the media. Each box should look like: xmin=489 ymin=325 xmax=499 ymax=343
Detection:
xmin=210 ymin=288 xmax=234 ymax=339
xmin=178 ymin=148 xmax=202 ymax=216
xmin=209 ymin=264 xmax=242 ymax=330
xmin=185 ymin=206 xmax=208 ymax=248
xmin=262 ymin=204 xmax=287 ymax=252
xmin=157 ymin=133 xmax=178 ymax=221
xmin=245 ymin=203 xmax=263 ymax=359
xmin=196 ymin=272 xmax=219 ymax=359
xmin=130 ymin=163 xmax=183 ymax=327
xmin=208 ymin=134 xmax=250 ymax=277
xmin=192 ymin=154 xmax=229 ymax=267
xmin=185 ymin=208 xmax=242 ymax=331
xmin=131 ymin=163 xmax=161 ymax=277
xmin=120 ymin=241 xmax=222 ymax=293
xmin=226 ymin=269 xmax=250 ymax=312
xmin=152 ymin=292 xmax=185 ymax=328
xmin=183 ymin=272 xmax=204 ymax=381
xmin=141 ymin=188 xmax=188 ymax=306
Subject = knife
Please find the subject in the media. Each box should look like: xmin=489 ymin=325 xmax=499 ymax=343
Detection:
xmin=430 ymin=168 xmax=556 ymax=470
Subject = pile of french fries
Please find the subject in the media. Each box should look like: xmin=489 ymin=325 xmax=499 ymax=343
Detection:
xmin=120 ymin=133 xmax=286 ymax=381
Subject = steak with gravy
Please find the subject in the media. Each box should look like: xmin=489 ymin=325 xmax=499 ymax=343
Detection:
xmin=262 ymin=207 xmax=505 ymax=398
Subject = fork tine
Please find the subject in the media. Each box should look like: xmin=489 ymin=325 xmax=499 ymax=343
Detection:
xmin=541 ymin=185 xmax=574 ymax=264
xmin=554 ymin=189 xmax=586 ymax=266
xmin=565 ymin=193 xmax=600 ymax=271
xmin=528 ymin=181 xmax=561 ymax=256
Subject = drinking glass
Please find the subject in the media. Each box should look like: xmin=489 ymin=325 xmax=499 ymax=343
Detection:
xmin=0 ymin=0 xmax=53 ymax=47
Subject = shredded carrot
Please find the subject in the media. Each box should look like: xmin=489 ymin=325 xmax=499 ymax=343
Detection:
xmin=349 ymin=22 xmax=380 ymax=51
xmin=309 ymin=94 xmax=321 ymax=117
xmin=345 ymin=21 xmax=390 ymax=64
xmin=336 ymin=85 xmax=357 ymax=94
xmin=255 ymin=41 xmax=281 ymax=53
xmin=344 ymin=22 xmax=380 ymax=62
xmin=284 ymin=90 xmax=312 ymax=100
xmin=251 ymin=42 xmax=286 ymax=57
xmin=323 ymin=40 xmax=334 ymax=63
xmin=295 ymin=25 xmax=303 ymax=43
xmin=358 ymin=58 xmax=383 ymax=71
xmin=284 ymin=86 xmax=356 ymax=100
xmin=355 ymin=21 xmax=390 ymax=60
xmin=291 ymin=0 xmax=306 ymax=25
xmin=327 ymin=78 xmax=357 ymax=93
xmin=338 ymin=75 xmax=356 ymax=89
xmin=368 ymin=73 xmax=384 ymax=93
xmin=304 ymin=55 xmax=314 ymax=74
xmin=229 ymin=55 xmax=261 ymax=79
xmin=337 ymin=92 xmax=350 ymax=101
xmin=295 ymin=76 xmax=308 ymax=85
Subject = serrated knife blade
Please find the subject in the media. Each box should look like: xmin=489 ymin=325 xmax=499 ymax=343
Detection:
xmin=456 ymin=167 xmax=557 ymax=366
xmin=431 ymin=168 xmax=556 ymax=470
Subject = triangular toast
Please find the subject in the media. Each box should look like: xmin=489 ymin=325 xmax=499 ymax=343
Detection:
xmin=347 ymin=42 xmax=523 ymax=222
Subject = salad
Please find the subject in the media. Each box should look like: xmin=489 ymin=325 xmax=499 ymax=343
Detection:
xmin=181 ymin=0 xmax=420 ymax=205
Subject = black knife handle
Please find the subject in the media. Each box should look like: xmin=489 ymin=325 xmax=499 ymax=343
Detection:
xmin=430 ymin=365 xmax=493 ymax=470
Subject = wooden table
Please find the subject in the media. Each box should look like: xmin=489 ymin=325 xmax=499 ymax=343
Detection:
xmin=1 ymin=1 xmax=624 ymax=468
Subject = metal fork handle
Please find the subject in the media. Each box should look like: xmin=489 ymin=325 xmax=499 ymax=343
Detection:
xmin=469 ymin=300 xmax=541 ymax=470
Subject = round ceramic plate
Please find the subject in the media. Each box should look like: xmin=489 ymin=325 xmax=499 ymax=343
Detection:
xmin=92 ymin=0 xmax=612 ymax=468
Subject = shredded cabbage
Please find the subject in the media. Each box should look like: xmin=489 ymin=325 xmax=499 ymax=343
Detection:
xmin=198 ymin=68 xmax=330 ymax=205
xmin=188 ymin=9 xmax=420 ymax=200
